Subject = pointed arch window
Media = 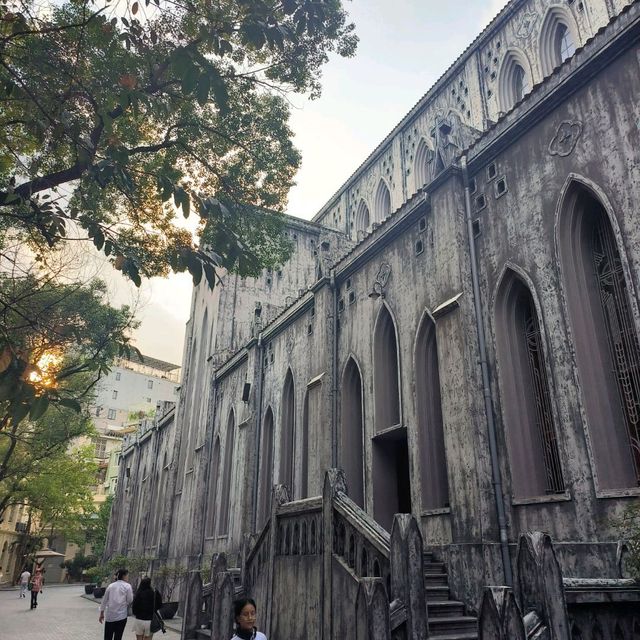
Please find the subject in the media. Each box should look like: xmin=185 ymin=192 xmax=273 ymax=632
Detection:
xmin=499 ymin=52 xmax=532 ymax=111
xmin=206 ymin=436 xmax=220 ymax=536
xmin=559 ymin=184 xmax=640 ymax=489
xmin=280 ymin=369 xmax=295 ymax=493
xmin=540 ymin=9 xmax=579 ymax=76
xmin=374 ymin=180 xmax=391 ymax=223
xmin=258 ymin=407 xmax=274 ymax=526
xmin=374 ymin=306 xmax=401 ymax=431
xmin=495 ymin=272 xmax=564 ymax=497
xmin=340 ymin=358 xmax=365 ymax=507
xmin=354 ymin=200 xmax=370 ymax=240
xmin=414 ymin=139 xmax=433 ymax=189
xmin=415 ymin=315 xmax=450 ymax=509
xmin=555 ymin=24 xmax=575 ymax=63
xmin=301 ymin=391 xmax=310 ymax=499
xmin=218 ymin=412 xmax=235 ymax=535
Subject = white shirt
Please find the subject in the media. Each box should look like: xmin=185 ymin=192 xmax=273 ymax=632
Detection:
xmin=99 ymin=579 xmax=133 ymax=622
xmin=20 ymin=571 xmax=30 ymax=584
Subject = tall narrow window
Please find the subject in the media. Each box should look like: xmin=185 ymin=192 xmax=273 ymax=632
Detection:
xmin=340 ymin=358 xmax=365 ymax=507
xmin=258 ymin=408 xmax=275 ymax=526
xmin=280 ymin=369 xmax=295 ymax=494
xmin=414 ymin=139 xmax=433 ymax=190
xmin=301 ymin=391 xmax=310 ymax=499
xmin=206 ymin=437 xmax=220 ymax=536
xmin=218 ymin=412 xmax=235 ymax=535
xmin=415 ymin=315 xmax=450 ymax=509
xmin=495 ymin=272 xmax=564 ymax=498
xmin=540 ymin=9 xmax=579 ymax=76
xmin=499 ymin=52 xmax=532 ymax=111
xmin=555 ymin=24 xmax=575 ymax=64
xmin=374 ymin=305 xmax=401 ymax=431
xmin=355 ymin=200 xmax=370 ymax=240
xmin=374 ymin=180 xmax=391 ymax=223
xmin=559 ymin=183 xmax=640 ymax=489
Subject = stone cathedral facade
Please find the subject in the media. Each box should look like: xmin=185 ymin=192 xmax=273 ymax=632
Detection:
xmin=106 ymin=0 xmax=640 ymax=636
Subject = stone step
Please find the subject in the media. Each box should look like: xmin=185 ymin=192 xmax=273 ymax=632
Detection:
xmin=427 ymin=599 xmax=466 ymax=618
xmin=424 ymin=561 xmax=447 ymax=574
xmin=425 ymin=585 xmax=450 ymax=601
xmin=429 ymin=633 xmax=478 ymax=640
xmin=428 ymin=615 xmax=478 ymax=636
xmin=423 ymin=550 xmax=434 ymax=563
xmin=424 ymin=572 xmax=449 ymax=586
xmin=196 ymin=629 xmax=211 ymax=639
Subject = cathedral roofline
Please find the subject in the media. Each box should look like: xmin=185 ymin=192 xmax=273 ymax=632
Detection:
xmin=311 ymin=0 xmax=527 ymax=223
xmin=465 ymin=0 xmax=640 ymax=167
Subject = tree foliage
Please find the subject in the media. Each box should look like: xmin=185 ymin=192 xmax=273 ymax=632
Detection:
xmin=0 ymin=0 xmax=357 ymax=286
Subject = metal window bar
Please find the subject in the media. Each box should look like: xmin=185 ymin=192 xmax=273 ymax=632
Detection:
xmin=523 ymin=300 xmax=565 ymax=493
xmin=593 ymin=218 xmax=640 ymax=485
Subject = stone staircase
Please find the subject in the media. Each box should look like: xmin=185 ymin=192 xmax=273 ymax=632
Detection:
xmin=424 ymin=551 xmax=478 ymax=640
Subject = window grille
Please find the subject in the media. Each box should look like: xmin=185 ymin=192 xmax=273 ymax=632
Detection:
xmin=593 ymin=218 xmax=640 ymax=484
xmin=523 ymin=300 xmax=565 ymax=493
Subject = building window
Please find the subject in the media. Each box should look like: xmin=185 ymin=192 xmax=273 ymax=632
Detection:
xmin=94 ymin=438 xmax=107 ymax=459
xmin=499 ymin=52 xmax=532 ymax=111
xmin=374 ymin=180 xmax=391 ymax=223
xmin=555 ymin=24 xmax=575 ymax=63
xmin=146 ymin=398 xmax=152 ymax=403
xmin=512 ymin=64 xmax=528 ymax=102
xmin=115 ymin=372 xmax=121 ymax=381
xmin=147 ymin=380 xmax=153 ymax=389
xmin=559 ymin=183 xmax=640 ymax=489
xmin=112 ymin=390 xmax=118 ymax=400
xmin=495 ymin=271 xmax=564 ymax=497
xmin=108 ymin=409 xmax=117 ymax=420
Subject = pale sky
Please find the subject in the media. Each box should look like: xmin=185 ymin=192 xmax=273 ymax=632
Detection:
xmin=118 ymin=0 xmax=507 ymax=366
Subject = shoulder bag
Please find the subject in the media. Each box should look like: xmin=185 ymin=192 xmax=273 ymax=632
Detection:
xmin=150 ymin=590 xmax=166 ymax=634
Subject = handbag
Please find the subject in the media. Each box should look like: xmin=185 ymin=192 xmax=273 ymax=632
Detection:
xmin=150 ymin=591 xmax=166 ymax=634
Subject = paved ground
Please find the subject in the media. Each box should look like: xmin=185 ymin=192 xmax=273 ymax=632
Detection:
xmin=0 ymin=585 xmax=181 ymax=640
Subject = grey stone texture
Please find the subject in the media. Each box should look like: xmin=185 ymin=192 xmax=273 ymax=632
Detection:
xmin=106 ymin=0 xmax=640 ymax=635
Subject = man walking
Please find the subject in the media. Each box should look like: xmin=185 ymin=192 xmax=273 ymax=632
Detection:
xmin=98 ymin=568 xmax=133 ymax=640
xmin=18 ymin=567 xmax=30 ymax=598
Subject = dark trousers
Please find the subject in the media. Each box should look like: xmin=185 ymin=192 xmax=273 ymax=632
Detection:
xmin=30 ymin=589 xmax=38 ymax=609
xmin=104 ymin=618 xmax=127 ymax=640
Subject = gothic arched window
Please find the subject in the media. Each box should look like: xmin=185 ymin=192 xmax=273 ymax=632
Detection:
xmin=414 ymin=138 xmax=433 ymax=190
xmin=540 ymin=8 xmax=579 ymax=76
xmin=258 ymin=407 xmax=274 ymax=526
xmin=218 ymin=411 xmax=235 ymax=535
xmin=498 ymin=51 xmax=532 ymax=112
xmin=495 ymin=271 xmax=565 ymax=497
xmin=340 ymin=357 xmax=365 ymax=507
xmin=280 ymin=369 xmax=295 ymax=493
xmin=354 ymin=199 xmax=370 ymax=240
xmin=374 ymin=180 xmax=391 ymax=223
xmin=558 ymin=183 xmax=640 ymax=489
xmin=206 ymin=436 xmax=220 ymax=536
xmin=374 ymin=305 xmax=401 ymax=431
xmin=415 ymin=314 xmax=450 ymax=509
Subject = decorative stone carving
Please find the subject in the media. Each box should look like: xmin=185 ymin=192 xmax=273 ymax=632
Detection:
xmin=371 ymin=263 xmax=392 ymax=299
xmin=549 ymin=121 xmax=583 ymax=157
xmin=516 ymin=12 xmax=539 ymax=40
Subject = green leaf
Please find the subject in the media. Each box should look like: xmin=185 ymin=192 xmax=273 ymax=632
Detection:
xmin=58 ymin=398 xmax=82 ymax=412
xmin=30 ymin=395 xmax=50 ymax=421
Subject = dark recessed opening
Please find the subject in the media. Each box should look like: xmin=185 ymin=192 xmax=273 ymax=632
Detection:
xmin=418 ymin=217 xmax=427 ymax=232
xmin=338 ymin=298 xmax=345 ymax=313
xmin=415 ymin=239 xmax=424 ymax=255
xmin=346 ymin=278 xmax=352 ymax=290
xmin=487 ymin=163 xmax=497 ymax=180
xmin=348 ymin=290 xmax=356 ymax=305
xmin=475 ymin=194 xmax=486 ymax=211
xmin=469 ymin=177 xmax=477 ymax=194
xmin=496 ymin=178 xmax=507 ymax=196
xmin=472 ymin=219 xmax=481 ymax=237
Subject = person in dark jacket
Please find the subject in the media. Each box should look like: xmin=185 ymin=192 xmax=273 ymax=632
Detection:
xmin=131 ymin=577 xmax=163 ymax=640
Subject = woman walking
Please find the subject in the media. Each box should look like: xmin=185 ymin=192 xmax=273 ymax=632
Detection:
xmin=230 ymin=598 xmax=267 ymax=640
xmin=29 ymin=566 xmax=43 ymax=610
xmin=99 ymin=568 xmax=133 ymax=640
xmin=131 ymin=577 xmax=163 ymax=640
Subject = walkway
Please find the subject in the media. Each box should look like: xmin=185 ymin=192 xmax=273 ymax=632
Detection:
xmin=0 ymin=585 xmax=181 ymax=640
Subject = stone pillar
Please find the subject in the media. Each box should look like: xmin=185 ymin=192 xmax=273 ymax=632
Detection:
xmin=206 ymin=553 xmax=228 ymax=631
xmin=390 ymin=514 xmax=429 ymax=639
xmin=265 ymin=483 xmax=290 ymax=637
xmin=479 ymin=586 xmax=526 ymax=640
xmin=211 ymin=571 xmax=234 ymax=640
xmin=181 ymin=571 xmax=203 ymax=640
xmin=322 ymin=468 xmax=347 ymax=640
xmin=516 ymin=532 xmax=569 ymax=640
xmin=355 ymin=578 xmax=391 ymax=640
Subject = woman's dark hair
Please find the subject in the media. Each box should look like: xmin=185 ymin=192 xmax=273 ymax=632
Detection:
xmin=116 ymin=568 xmax=129 ymax=580
xmin=137 ymin=577 xmax=151 ymax=591
xmin=233 ymin=597 xmax=257 ymax=620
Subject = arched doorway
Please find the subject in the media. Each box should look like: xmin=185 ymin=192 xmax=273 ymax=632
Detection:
xmin=372 ymin=305 xmax=411 ymax=530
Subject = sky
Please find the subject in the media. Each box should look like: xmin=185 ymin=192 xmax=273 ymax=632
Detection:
xmin=116 ymin=0 xmax=507 ymax=366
